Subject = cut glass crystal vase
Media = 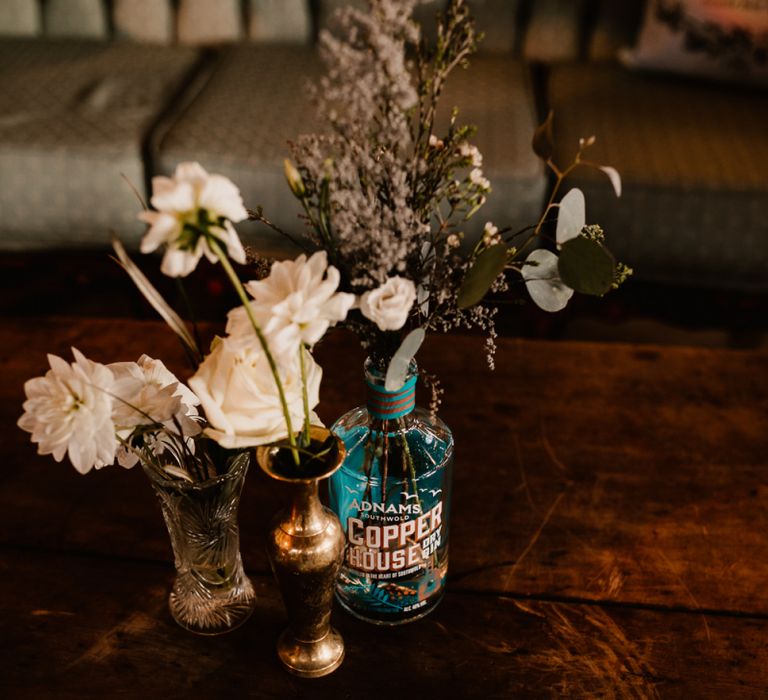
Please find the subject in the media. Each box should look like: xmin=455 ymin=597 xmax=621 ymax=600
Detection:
xmin=143 ymin=451 xmax=256 ymax=635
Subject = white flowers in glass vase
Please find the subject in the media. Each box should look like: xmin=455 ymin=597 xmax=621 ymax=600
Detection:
xmin=18 ymin=349 xmax=200 ymax=477
xmin=20 ymin=163 xmax=357 ymax=479
xmin=109 ymin=354 xmax=202 ymax=468
xmin=18 ymin=349 xmax=117 ymax=474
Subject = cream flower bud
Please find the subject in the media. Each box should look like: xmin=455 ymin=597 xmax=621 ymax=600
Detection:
xmin=469 ymin=168 xmax=491 ymax=191
xmin=284 ymin=159 xmax=306 ymax=198
xmin=459 ymin=143 xmax=483 ymax=167
xmin=483 ymin=222 xmax=501 ymax=246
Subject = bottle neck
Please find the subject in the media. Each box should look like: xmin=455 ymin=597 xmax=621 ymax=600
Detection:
xmin=364 ymin=356 xmax=417 ymax=422
xmin=366 ymin=374 xmax=417 ymax=420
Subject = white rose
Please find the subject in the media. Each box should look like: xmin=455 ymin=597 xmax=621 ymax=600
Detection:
xmin=359 ymin=276 xmax=416 ymax=331
xmin=188 ymin=338 xmax=321 ymax=449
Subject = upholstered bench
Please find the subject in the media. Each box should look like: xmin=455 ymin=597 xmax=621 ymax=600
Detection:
xmin=1 ymin=0 xmax=765 ymax=294
xmin=0 ymin=0 xmax=545 ymax=256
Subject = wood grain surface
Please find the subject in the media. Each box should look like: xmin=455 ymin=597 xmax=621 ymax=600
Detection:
xmin=2 ymin=317 xmax=767 ymax=698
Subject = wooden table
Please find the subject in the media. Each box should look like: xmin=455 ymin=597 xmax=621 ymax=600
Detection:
xmin=2 ymin=316 xmax=768 ymax=698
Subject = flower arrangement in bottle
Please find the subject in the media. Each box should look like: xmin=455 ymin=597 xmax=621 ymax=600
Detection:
xmin=247 ymin=0 xmax=632 ymax=623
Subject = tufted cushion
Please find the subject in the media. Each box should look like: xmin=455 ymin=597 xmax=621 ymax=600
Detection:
xmin=467 ymin=0 xmax=523 ymax=54
xmin=0 ymin=0 xmax=41 ymax=36
xmin=177 ymin=0 xmax=243 ymax=45
xmin=436 ymin=55 xmax=546 ymax=238
xmin=0 ymin=39 xmax=199 ymax=249
xmin=113 ymin=0 xmax=174 ymax=44
xmin=522 ymin=0 xmax=586 ymax=62
xmin=248 ymin=0 xmax=311 ymax=43
xmin=45 ymin=0 xmax=108 ymax=39
xmin=548 ymin=63 xmax=768 ymax=290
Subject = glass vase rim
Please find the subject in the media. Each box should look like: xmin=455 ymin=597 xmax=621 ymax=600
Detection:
xmin=141 ymin=449 xmax=250 ymax=492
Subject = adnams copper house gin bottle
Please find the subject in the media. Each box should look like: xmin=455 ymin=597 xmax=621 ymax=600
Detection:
xmin=328 ymin=357 xmax=453 ymax=624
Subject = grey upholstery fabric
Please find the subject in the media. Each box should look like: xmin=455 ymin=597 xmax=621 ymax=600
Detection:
xmin=153 ymin=46 xmax=545 ymax=256
xmin=177 ymin=0 xmax=243 ymax=45
xmin=45 ymin=0 xmax=107 ymax=39
xmin=548 ymin=63 xmax=768 ymax=290
xmin=113 ymin=0 xmax=174 ymax=44
xmin=436 ymin=55 xmax=546 ymax=238
xmin=248 ymin=0 xmax=311 ymax=43
xmin=466 ymin=0 xmax=523 ymax=54
xmin=0 ymin=39 xmax=199 ymax=249
xmin=523 ymin=0 xmax=586 ymax=63
xmin=0 ymin=0 xmax=41 ymax=36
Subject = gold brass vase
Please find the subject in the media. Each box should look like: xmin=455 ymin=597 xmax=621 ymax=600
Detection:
xmin=256 ymin=426 xmax=346 ymax=678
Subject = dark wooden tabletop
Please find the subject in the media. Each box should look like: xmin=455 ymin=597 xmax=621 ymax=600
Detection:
xmin=2 ymin=316 xmax=768 ymax=698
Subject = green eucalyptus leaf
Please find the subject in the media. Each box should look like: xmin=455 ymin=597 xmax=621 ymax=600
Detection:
xmin=523 ymin=249 xmax=574 ymax=312
xmin=457 ymin=244 xmax=507 ymax=309
xmin=532 ymin=110 xmax=555 ymax=161
xmin=385 ymin=328 xmax=426 ymax=391
xmin=556 ymin=188 xmax=585 ymax=245
xmin=558 ymin=236 xmax=615 ymax=296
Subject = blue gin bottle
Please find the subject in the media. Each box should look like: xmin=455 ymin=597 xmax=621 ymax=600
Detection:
xmin=328 ymin=357 xmax=454 ymax=624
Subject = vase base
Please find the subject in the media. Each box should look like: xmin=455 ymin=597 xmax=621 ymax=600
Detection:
xmin=277 ymin=627 xmax=345 ymax=678
xmin=169 ymin=573 xmax=257 ymax=636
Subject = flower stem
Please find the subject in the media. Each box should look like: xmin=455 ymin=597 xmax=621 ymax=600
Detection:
xmin=398 ymin=418 xmax=422 ymax=515
xmin=209 ymin=237 xmax=300 ymax=465
xmin=298 ymin=344 xmax=311 ymax=448
xmin=509 ymin=163 xmax=575 ymax=265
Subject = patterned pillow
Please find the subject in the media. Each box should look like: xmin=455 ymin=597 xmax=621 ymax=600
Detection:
xmin=621 ymin=0 xmax=768 ymax=84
